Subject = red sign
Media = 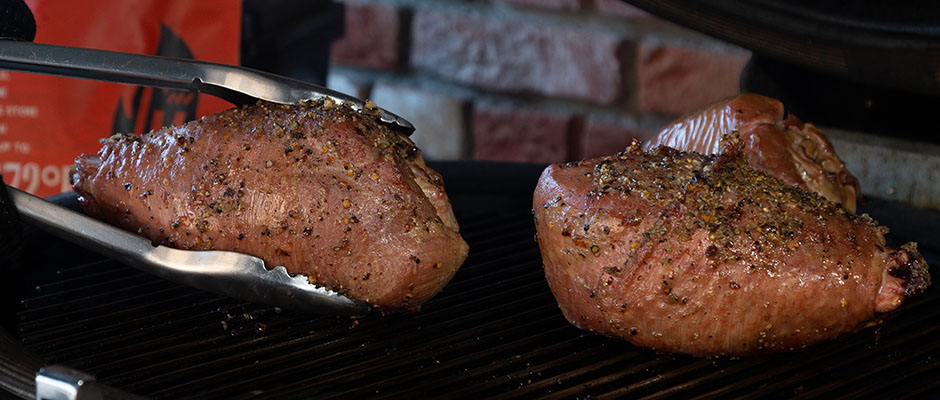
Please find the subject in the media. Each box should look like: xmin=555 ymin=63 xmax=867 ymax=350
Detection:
xmin=1 ymin=0 xmax=241 ymax=196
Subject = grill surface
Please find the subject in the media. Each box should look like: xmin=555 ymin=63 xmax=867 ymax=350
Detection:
xmin=2 ymin=162 xmax=939 ymax=399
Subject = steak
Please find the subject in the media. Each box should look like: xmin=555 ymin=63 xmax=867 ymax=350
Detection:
xmin=533 ymin=142 xmax=928 ymax=356
xmin=71 ymin=100 xmax=468 ymax=312
xmin=645 ymin=94 xmax=860 ymax=213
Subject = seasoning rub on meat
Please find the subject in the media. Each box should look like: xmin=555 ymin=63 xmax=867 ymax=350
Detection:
xmin=71 ymin=100 xmax=469 ymax=312
xmin=533 ymin=141 xmax=929 ymax=356
xmin=646 ymin=94 xmax=860 ymax=213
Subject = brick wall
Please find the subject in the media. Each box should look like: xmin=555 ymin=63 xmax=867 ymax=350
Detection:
xmin=327 ymin=0 xmax=750 ymax=163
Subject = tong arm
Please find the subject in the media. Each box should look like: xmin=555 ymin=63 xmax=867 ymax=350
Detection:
xmin=9 ymin=187 xmax=370 ymax=316
xmin=0 ymin=40 xmax=414 ymax=133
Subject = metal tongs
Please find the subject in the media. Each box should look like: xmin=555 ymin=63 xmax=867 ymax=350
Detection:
xmin=0 ymin=40 xmax=409 ymax=316
xmin=0 ymin=40 xmax=414 ymax=132
xmin=9 ymin=187 xmax=369 ymax=316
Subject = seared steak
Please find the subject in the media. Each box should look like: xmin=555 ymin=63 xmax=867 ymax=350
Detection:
xmin=72 ymin=100 xmax=468 ymax=312
xmin=533 ymin=142 xmax=928 ymax=356
xmin=645 ymin=94 xmax=860 ymax=213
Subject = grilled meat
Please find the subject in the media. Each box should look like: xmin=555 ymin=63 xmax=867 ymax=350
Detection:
xmin=645 ymin=94 xmax=860 ymax=213
xmin=71 ymin=100 xmax=468 ymax=312
xmin=533 ymin=142 xmax=929 ymax=356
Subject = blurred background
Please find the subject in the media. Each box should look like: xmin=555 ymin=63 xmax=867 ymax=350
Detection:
xmin=325 ymin=0 xmax=748 ymax=163
xmin=298 ymin=0 xmax=940 ymax=209
xmin=3 ymin=0 xmax=938 ymax=208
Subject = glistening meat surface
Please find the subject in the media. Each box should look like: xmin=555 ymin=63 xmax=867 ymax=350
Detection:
xmin=645 ymin=94 xmax=860 ymax=213
xmin=71 ymin=100 xmax=468 ymax=312
xmin=533 ymin=143 xmax=929 ymax=356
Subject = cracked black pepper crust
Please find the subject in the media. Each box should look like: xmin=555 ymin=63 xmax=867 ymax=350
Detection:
xmin=72 ymin=99 xmax=469 ymax=311
xmin=533 ymin=141 xmax=929 ymax=356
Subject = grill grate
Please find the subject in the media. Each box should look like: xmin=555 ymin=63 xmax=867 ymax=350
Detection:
xmin=6 ymin=192 xmax=940 ymax=399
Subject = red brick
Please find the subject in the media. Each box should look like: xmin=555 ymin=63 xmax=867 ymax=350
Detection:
xmin=593 ymin=0 xmax=652 ymax=18
xmin=494 ymin=0 xmax=586 ymax=10
xmin=370 ymin=83 xmax=468 ymax=160
xmin=578 ymin=115 xmax=656 ymax=159
xmin=330 ymin=4 xmax=402 ymax=70
xmin=472 ymin=104 xmax=572 ymax=163
xmin=636 ymin=43 xmax=749 ymax=116
xmin=412 ymin=10 xmax=623 ymax=104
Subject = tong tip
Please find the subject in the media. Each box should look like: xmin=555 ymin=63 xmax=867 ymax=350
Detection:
xmin=258 ymin=261 xmax=372 ymax=316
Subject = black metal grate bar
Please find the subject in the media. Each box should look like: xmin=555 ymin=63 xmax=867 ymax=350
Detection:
xmin=7 ymin=197 xmax=940 ymax=399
